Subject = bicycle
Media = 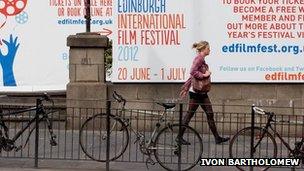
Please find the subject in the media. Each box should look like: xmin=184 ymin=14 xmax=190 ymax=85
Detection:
xmin=229 ymin=106 xmax=304 ymax=171
xmin=0 ymin=94 xmax=57 ymax=153
xmin=79 ymin=91 xmax=203 ymax=171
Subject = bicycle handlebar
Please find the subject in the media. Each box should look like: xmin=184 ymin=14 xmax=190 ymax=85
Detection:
xmin=253 ymin=106 xmax=304 ymax=125
xmin=39 ymin=92 xmax=54 ymax=106
xmin=253 ymin=106 xmax=272 ymax=115
xmin=253 ymin=106 xmax=265 ymax=114
xmin=113 ymin=91 xmax=126 ymax=106
xmin=42 ymin=92 xmax=51 ymax=101
xmin=40 ymin=92 xmax=51 ymax=102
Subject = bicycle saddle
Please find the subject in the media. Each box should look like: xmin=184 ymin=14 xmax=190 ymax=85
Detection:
xmin=156 ymin=102 xmax=176 ymax=109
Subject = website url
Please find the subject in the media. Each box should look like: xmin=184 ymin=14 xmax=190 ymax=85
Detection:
xmin=222 ymin=43 xmax=303 ymax=55
xmin=58 ymin=18 xmax=113 ymax=26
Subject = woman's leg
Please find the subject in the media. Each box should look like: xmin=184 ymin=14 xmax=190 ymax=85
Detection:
xmin=178 ymin=98 xmax=199 ymax=137
xmin=200 ymin=94 xmax=229 ymax=144
xmin=176 ymin=93 xmax=199 ymax=145
xmin=200 ymin=94 xmax=220 ymax=138
xmin=182 ymin=98 xmax=199 ymax=126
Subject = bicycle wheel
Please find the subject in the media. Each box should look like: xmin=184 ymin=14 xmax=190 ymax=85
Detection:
xmin=154 ymin=124 xmax=203 ymax=171
xmin=229 ymin=127 xmax=277 ymax=171
xmin=79 ymin=113 xmax=129 ymax=162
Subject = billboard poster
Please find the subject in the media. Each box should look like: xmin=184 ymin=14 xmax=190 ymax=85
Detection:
xmin=0 ymin=0 xmax=303 ymax=91
xmin=0 ymin=0 xmax=113 ymax=91
xmin=111 ymin=0 xmax=304 ymax=83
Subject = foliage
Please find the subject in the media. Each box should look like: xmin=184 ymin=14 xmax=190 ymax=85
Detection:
xmin=105 ymin=40 xmax=112 ymax=77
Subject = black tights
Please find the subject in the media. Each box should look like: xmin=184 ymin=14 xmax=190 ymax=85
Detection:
xmin=180 ymin=92 xmax=220 ymax=139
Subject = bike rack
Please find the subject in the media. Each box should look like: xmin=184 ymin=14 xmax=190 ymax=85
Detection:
xmin=178 ymin=103 xmax=183 ymax=171
xmin=34 ymin=98 xmax=42 ymax=168
xmin=250 ymin=105 xmax=255 ymax=171
xmin=106 ymin=100 xmax=111 ymax=171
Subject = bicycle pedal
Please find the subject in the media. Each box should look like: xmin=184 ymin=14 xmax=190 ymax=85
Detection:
xmin=102 ymin=135 xmax=107 ymax=140
xmin=174 ymin=149 xmax=180 ymax=155
xmin=50 ymin=140 xmax=57 ymax=146
xmin=15 ymin=146 xmax=22 ymax=152
xmin=134 ymin=137 xmax=140 ymax=144
xmin=145 ymin=158 xmax=155 ymax=170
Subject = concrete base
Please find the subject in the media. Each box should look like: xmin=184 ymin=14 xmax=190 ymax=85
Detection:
xmin=66 ymin=82 xmax=107 ymax=109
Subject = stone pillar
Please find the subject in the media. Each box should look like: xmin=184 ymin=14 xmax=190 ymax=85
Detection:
xmin=66 ymin=33 xmax=109 ymax=114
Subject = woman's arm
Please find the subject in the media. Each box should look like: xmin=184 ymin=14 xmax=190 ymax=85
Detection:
xmin=190 ymin=57 xmax=209 ymax=79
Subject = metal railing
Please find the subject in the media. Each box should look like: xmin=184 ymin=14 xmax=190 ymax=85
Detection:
xmin=0 ymin=100 xmax=303 ymax=170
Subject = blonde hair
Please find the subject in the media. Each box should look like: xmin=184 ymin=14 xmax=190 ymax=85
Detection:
xmin=192 ymin=41 xmax=209 ymax=52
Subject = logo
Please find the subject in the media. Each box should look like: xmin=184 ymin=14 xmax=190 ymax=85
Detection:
xmin=0 ymin=0 xmax=28 ymax=28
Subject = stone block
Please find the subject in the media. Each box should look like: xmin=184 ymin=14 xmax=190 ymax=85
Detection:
xmin=276 ymin=84 xmax=304 ymax=99
xmin=88 ymin=49 xmax=105 ymax=64
xmin=266 ymin=100 xmax=294 ymax=115
xmin=136 ymin=84 xmax=177 ymax=100
xmin=210 ymin=84 xmax=242 ymax=100
xmin=222 ymin=100 xmax=253 ymax=114
xmin=69 ymin=64 xmax=76 ymax=82
xmin=153 ymin=84 xmax=177 ymax=100
xmin=137 ymin=84 xmax=158 ymax=100
xmin=76 ymin=65 xmax=98 ymax=82
xmin=69 ymin=48 xmax=104 ymax=65
xmin=66 ymin=99 xmax=106 ymax=109
xmin=67 ymin=33 xmax=108 ymax=48
xmin=98 ymin=64 xmax=105 ymax=82
xmin=241 ymin=84 xmax=276 ymax=99
xmin=66 ymin=82 xmax=107 ymax=101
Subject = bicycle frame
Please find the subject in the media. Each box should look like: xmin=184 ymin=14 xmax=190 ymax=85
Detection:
xmin=114 ymin=103 xmax=174 ymax=149
xmin=0 ymin=107 xmax=37 ymax=142
xmin=79 ymin=91 xmax=203 ymax=171
xmin=258 ymin=112 xmax=304 ymax=155
xmin=0 ymin=97 xmax=57 ymax=151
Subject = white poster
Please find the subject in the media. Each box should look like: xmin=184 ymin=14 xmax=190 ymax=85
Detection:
xmin=112 ymin=0 xmax=304 ymax=83
xmin=0 ymin=0 xmax=113 ymax=91
xmin=0 ymin=0 xmax=303 ymax=92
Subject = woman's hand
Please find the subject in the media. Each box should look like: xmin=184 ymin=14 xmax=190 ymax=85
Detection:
xmin=203 ymin=70 xmax=211 ymax=77
xmin=179 ymin=90 xmax=187 ymax=99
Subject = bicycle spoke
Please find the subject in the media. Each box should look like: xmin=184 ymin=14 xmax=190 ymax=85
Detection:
xmin=79 ymin=114 xmax=129 ymax=162
xmin=229 ymin=127 xmax=277 ymax=171
xmin=154 ymin=124 xmax=203 ymax=171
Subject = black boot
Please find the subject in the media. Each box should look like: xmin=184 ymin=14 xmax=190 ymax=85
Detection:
xmin=175 ymin=125 xmax=191 ymax=145
xmin=205 ymin=113 xmax=230 ymax=144
xmin=176 ymin=103 xmax=197 ymax=146
xmin=215 ymin=137 xmax=230 ymax=144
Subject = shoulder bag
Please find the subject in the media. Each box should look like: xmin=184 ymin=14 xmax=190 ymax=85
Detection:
xmin=191 ymin=76 xmax=211 ymax=93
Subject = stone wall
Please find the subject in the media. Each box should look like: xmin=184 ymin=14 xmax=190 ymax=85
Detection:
xmin=2 ymin=83 xmax=303 ymax=115
xmin=107 ymin=83 xmax=304 ymax=115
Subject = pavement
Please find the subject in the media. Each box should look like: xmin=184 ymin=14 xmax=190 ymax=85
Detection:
xmin=0 ymin=158 xmax=299 ymax=171
xmin=0 ymin=126 xmax=301 ymax=171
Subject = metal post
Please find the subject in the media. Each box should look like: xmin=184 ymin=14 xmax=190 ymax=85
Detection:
xmin=106 ymin=100 xmax=111 ymax=171
xmin=178 ymin=103 xmax=183 ymax=171
xmin=250 ymin=105 xmax=255 ymax=171
xmin=34 ymin=98 xmax=41 ymax=168
xmin=84 ymin=0 xmax=91 ymax=32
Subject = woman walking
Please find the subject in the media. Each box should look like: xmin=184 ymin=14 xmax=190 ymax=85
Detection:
xmin=178 ymin=41 xmax=229 ymax=145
